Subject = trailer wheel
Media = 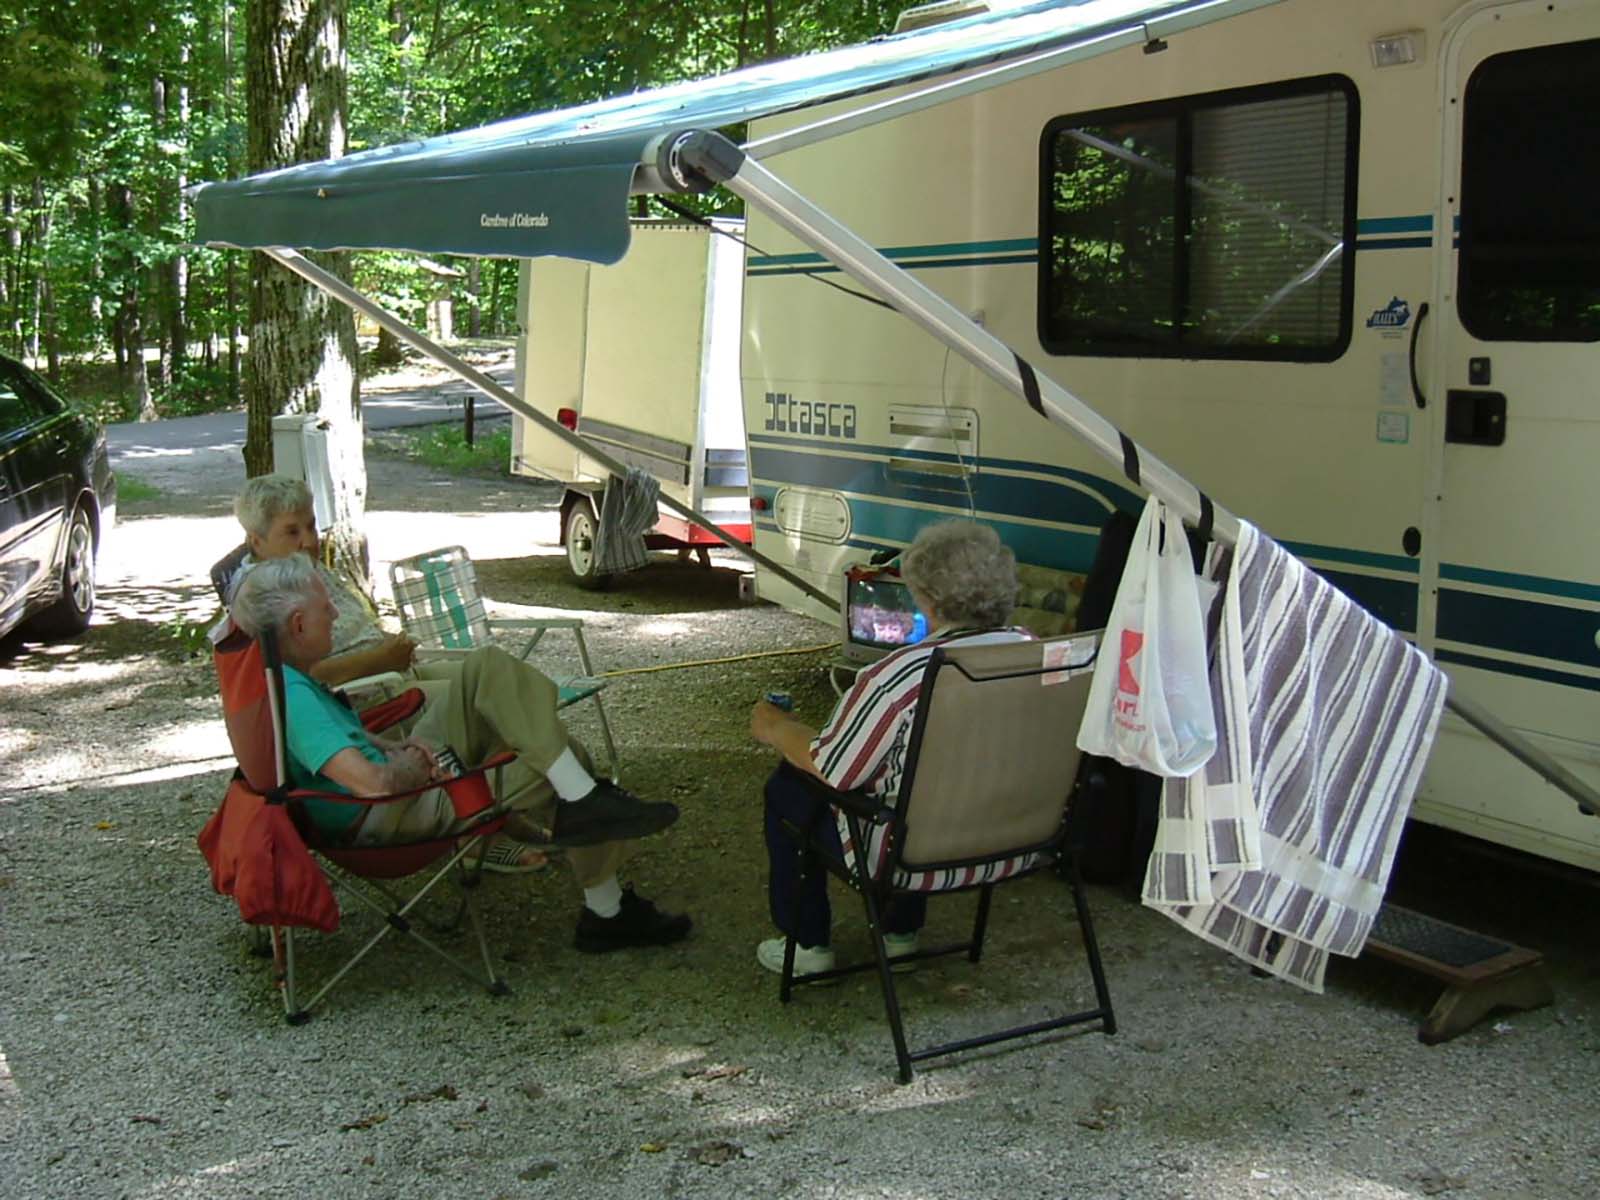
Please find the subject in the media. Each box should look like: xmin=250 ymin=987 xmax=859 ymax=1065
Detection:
xmin=564 ymin=496 xmax=612 ymax=591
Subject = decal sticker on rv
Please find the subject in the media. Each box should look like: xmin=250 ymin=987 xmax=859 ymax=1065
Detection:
xmin=763 ymin=392 xmax=857 ymax=439
xmin=1377 ymin=412 xmax=1410 ymax=444
xmin=1365 ymin=297 xmax=1412 ymax=330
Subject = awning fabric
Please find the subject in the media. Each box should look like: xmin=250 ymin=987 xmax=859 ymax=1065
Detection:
xmin=193 ymin=0 xmax=1251 ymax=263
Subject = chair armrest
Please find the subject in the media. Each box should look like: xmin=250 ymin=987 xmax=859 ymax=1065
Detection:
xmin=359 ymin=687 xmax=427 ymax=733
xmin=791 ymin=767 xmax=894 ymax=825
xmin=413 ymin=648 xmax=472 ymax=662
xmin=336 ymin=671 xmax=408 ymax=703
xmin=290 ymin=750 xmax=520 ymax=842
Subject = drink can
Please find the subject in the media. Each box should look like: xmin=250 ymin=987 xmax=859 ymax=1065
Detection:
xmin=765 ymin=691 xmax=794 ymax=712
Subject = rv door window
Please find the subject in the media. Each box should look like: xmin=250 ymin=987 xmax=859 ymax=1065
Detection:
xmin=1039 ymin=75 xmax=1357 ymax=362
xmin=1458 ymin=38 xmax=1600 ymax=343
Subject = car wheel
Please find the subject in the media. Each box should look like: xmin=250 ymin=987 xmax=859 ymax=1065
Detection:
xmin=27 ymin=504 xmax=95 ymax=638
xmin=563 ymin=496 xmax=612 ymax=591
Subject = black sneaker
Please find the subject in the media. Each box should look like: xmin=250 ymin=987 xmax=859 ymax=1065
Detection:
xmin=549 ymin=781 xmax=679 ymax=848
xmin=574 ymin=886 xmax=692 ymax=953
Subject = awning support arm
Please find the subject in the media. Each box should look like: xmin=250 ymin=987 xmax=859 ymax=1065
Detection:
xmin=674 ymin=133 xmax=1600 ymax=820
xmin=259 ymin=246 xmax=840 ymax=612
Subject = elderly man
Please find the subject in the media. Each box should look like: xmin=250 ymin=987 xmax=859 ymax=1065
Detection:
xmin=228 ymin=474 xmax=597 ymax=875
xmin=748 ymin=520 xmax=1030 ymax=974
xmin=231 ymin=552 xmax=692 ymax=953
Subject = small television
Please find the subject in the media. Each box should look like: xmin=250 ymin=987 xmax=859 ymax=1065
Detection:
xmin=840 ymin=563 xmax=928 ymax=663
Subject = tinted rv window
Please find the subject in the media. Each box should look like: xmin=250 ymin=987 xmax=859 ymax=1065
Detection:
xmin=1040 ymin=76 xmax=1357 ymax=361
xmin=1458 ymin=39 xmax=1600 ymax=342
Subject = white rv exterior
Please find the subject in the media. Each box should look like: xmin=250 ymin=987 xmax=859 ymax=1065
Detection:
xmin=740 ymin=0 xmax=1600 ymax=870
xmin=512 ymin=218 xmax=751 ymax=583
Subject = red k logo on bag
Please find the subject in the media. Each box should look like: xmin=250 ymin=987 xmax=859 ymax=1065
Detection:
xmin=1117 ymin=629 xmax=1145 ymax=697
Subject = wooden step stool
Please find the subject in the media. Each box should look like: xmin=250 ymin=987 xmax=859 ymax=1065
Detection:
xmin=1364 ymin=904 xmax=1553 ymax=1044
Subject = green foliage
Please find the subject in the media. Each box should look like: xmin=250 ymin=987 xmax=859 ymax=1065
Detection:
xmin=401 ymin=422 xmax=513 ymax=476
xmin=163 ymin=613 xmax=213 ymax=657
xmin=115 ymin=474 xmax=162 ymax=503
xmin=0 ymin=0 xmax=901 ymax=401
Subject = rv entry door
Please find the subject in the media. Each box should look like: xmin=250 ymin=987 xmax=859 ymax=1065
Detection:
xmin=1421 ymin=4 xmax=1600 ymax=868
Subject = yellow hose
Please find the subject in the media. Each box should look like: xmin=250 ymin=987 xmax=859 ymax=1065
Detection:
xmin=598 ymin=642 xmax=838 ymax=678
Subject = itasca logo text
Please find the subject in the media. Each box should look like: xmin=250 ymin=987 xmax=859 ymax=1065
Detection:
xmin=764 ymin=392 xmax=856 ymax=439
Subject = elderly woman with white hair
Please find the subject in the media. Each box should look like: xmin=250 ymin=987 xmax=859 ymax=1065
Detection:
xmin=748 ymin=519 xmax=1029 ymax=975
xmin=227 ymin=515 xmax=692 ymax=954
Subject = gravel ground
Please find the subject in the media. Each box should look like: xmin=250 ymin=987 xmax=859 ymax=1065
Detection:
xmin=2 ymin=397 xmax=1598 ymax=1199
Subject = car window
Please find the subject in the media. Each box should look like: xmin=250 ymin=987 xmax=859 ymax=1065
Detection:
xmin=0 ymin=358 xmax=59 ymax=435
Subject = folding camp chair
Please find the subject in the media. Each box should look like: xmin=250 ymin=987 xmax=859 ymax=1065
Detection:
xmin=198 ymin=619 xmax=519 ymax=1023
xmin=389 ymin=545 xmax=619 ymax=776
xmin=775 ymin=630 xmax=1117 ymax=1083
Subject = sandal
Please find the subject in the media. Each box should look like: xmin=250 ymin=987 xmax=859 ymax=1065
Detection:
xmin=470 ymin=836 xmax=550 ymax=874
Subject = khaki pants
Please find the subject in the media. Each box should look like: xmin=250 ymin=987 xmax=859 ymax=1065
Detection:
xmin=358 ymin=645 xmax=624 ymax=888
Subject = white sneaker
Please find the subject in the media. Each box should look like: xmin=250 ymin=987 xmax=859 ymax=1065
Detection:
xmin=756 ymin=937 xmax=835 ymax=976
xmin=884 ymin=930 xmax=920 ymax=972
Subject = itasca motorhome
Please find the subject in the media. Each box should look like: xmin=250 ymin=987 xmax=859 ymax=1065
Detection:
xmin=191 ymin=0 xmax=1600 ymax=880
xmin=737 ymin=0 xmax=1600 ymax=872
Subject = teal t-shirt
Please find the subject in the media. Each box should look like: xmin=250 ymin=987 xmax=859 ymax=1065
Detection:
xmin=282 ymin=665 xmax=388 ymax=836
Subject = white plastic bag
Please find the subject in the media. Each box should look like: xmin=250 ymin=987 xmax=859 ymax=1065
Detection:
xmin=1076 ymin=495 xmax=1217 ymax=777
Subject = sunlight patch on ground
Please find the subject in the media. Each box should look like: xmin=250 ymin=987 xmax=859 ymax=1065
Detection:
xmin=0 ymin=1044 xmax=20 ymax=1139
xmin=635 ymin=619 xmax=692 ymax=638
xmin=1183 ymin=1156 xmax=1421 ymax=1198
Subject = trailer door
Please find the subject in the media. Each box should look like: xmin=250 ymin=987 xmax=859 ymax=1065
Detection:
xmin=1421 ymin=4 xmax=1600 ymax=867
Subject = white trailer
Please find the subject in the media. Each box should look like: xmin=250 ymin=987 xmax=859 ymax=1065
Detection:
xmin=739 ymin=0 xmax=1600 ymax=871
xmin=511 ymin=218 xmax=751 ymax=587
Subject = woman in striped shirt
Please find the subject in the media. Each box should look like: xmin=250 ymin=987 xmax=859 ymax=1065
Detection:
xmin=749 ymin=520 xmax=1030 ymax=976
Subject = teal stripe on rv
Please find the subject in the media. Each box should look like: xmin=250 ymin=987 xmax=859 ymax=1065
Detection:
xmin=1440 ymin=563 xmax=1600 ymax=604
xmin=1436 ymin=648 xmax=1600 ymax=694
xmin=745 ymin=220 xmax=1439 ymax=275
xmin=747 ymin=237 xmax=1038 ymax=268
xmin=1280 ymin=540 xmax=1419 ymax=574
xmin=1357 ymin=216 xmax=1432 ymax=234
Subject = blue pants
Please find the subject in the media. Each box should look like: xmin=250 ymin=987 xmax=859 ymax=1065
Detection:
xmin=763 ymin=764 xmax=926 ymax=948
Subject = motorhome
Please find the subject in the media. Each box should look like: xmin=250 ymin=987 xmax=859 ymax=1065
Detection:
xmin=192 ymin=0 xmax=1600 ymax=878
xmin=737 ymin=0 xmax=1600 ymax=871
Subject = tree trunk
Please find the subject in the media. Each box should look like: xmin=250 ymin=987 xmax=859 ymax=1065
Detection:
xmin=223 ymin=4 xmax=242 ymax=407
xmin=31 ymin=178 xmax=55 ymax=375
xmin=244 ymin=0 xmax=368 ymax=592
xmin=87 ymin=177 xmax=104 ymax=333
xmin=3 ymin=188 xmax=18 ymax=353
xmin=168 ymin=42 xmax=191 ymax=380
xmin=466 ymin=257 xmax=480 ymax=338
xmin=113 ymin=183 xmax=155 ymax=422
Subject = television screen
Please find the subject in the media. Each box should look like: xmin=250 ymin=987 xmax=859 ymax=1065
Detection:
xmin=843 ymin=566 xmax=927 ymax=660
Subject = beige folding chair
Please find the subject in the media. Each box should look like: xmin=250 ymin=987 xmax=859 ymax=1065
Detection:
xmin=388 ymin=545 xmax=619 ymax=777
xmin=776 ymin=630 xmax=1116 ymax=1082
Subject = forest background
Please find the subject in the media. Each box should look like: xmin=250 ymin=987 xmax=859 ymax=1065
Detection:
xmin=0 ymin=0 xmax=901 ymax=423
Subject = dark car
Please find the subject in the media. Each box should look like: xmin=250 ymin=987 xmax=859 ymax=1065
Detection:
xmin=0 ymin=352 xmax=116 ymax=641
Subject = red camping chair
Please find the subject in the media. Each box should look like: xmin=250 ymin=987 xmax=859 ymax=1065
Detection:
xmin=199 ymin=619 xmax=517 ymax=1023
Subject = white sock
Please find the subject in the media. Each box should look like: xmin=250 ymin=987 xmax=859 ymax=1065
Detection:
xmin=583 ymin=877 xmax=623 ymax=919
xmin=546 ymin=747 xmax=597 ymax=802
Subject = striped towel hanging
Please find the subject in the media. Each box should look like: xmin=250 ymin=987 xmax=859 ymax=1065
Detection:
xmin=593 ymin=468 xmax=661 ymax=575
xmin=1142 ymin=521 xmax=1447 ymax=992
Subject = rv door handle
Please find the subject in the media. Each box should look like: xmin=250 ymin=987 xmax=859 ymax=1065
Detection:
xmin=1409 ymin=301 xmax=1430 ymax=409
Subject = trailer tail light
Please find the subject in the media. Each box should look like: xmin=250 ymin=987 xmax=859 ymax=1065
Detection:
xmin=751 ymin=495 xmax=768 ymax=511
xmin=556 ymin=407 xmax=578 ymax=431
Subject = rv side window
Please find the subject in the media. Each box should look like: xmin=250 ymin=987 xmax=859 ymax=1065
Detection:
xmin=1458 ymin=39 xmax=1600 ymax=342
xmin=1039 ymin=76 xmax=1357 ymax=362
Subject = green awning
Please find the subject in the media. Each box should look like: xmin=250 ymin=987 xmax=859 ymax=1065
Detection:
xmin=194 ymin=0 xmax=1259 ymax=264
